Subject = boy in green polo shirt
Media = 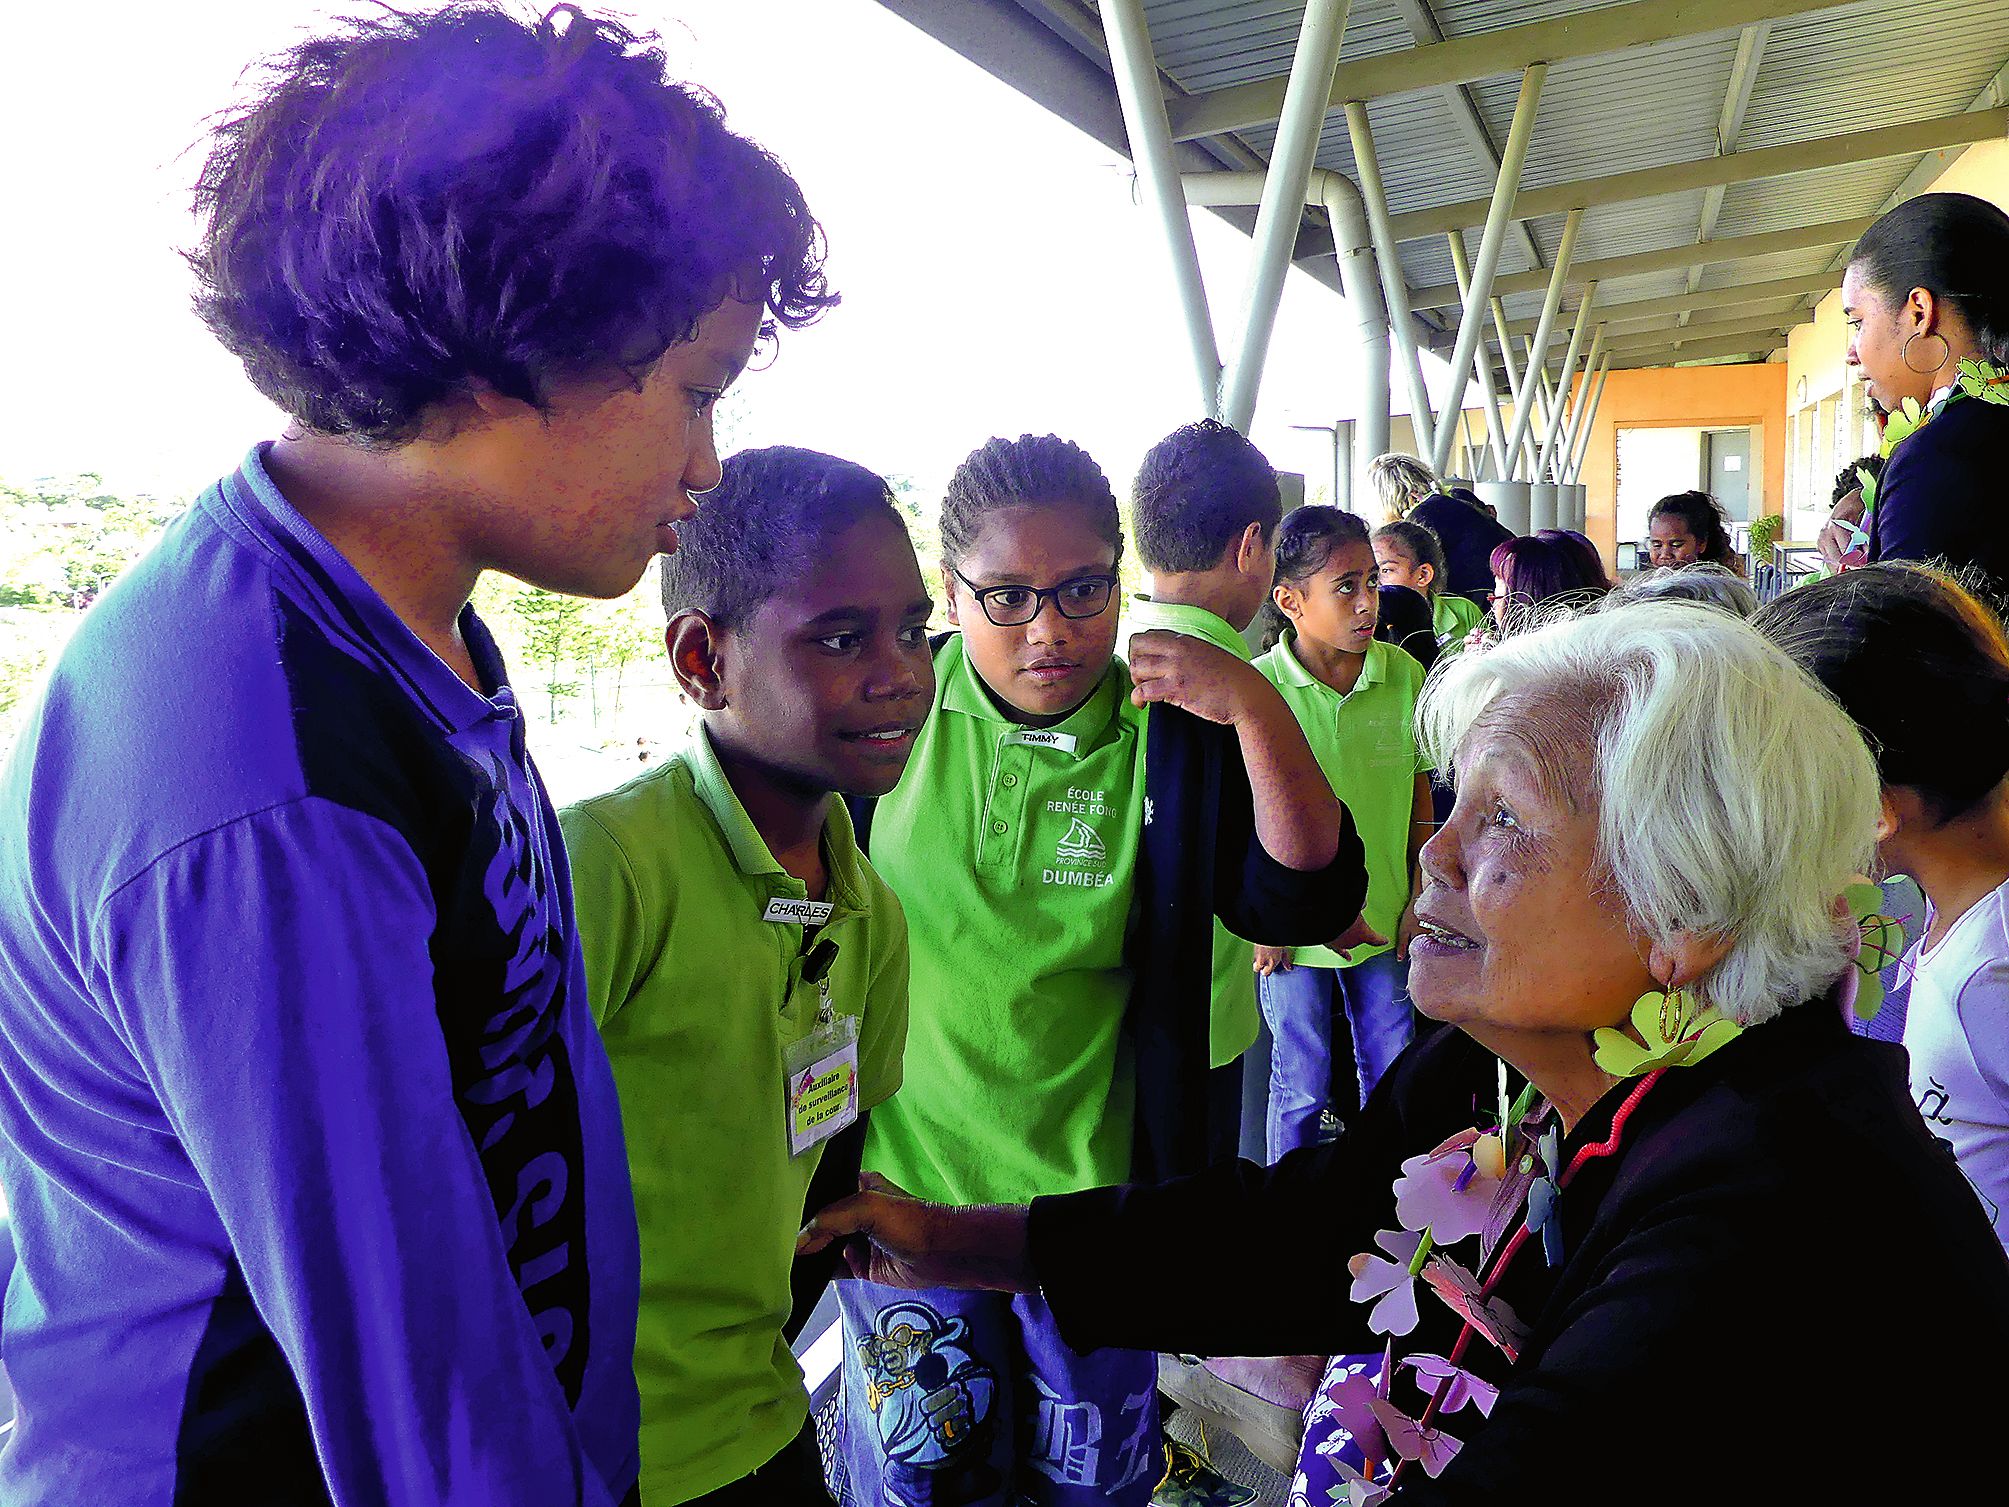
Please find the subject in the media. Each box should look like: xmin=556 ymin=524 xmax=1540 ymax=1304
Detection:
xmin=1253 ymin=505 xmax=1434 ymax=1161
xmin=561 ymin=447 xmax=933 ymax=1505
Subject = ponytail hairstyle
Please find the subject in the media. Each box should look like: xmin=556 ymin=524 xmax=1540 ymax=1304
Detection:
xmin=1258 ymin=504 xmax=1372 ymax=651
xmin=1366 ymin=453 xmax=1438 ymax=519
xmin=1373 ymin=518 xmax=1448 ymax=601
xmin=1848 ymin=192 xmax=2009 ymax=366
xmin=939 ymin=434 xmax=1123 ymax=569
xmin=1647 ymin=491 xmax=1736 ymax=567
xmin=1753 ymin=562 xmax=2009 ymax=823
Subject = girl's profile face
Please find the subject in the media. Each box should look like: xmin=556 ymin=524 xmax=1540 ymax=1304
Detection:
xmin=1279 ymin=538 xmax=1379 ymax=657
xmin=1647 ymin=515 xmax=1703 ymax=569
xmin=944 ymin=502 xmax=1122 ymax=725
xmin=1374 ymin=540 xmax=1431 ymax=595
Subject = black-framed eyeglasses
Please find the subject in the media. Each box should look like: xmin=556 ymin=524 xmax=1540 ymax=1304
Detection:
xmin=950 ymin=567 xmax=1118 ymax=627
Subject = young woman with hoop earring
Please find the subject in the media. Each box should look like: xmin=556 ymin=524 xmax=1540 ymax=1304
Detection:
xmin=1842 ymin=192 xmax=2009 ymax=589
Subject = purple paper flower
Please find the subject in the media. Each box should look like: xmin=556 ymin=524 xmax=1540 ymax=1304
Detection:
xmin=1348 ymin=1229 xmax=1426 ymax=1337
xmin=1393 ymin=1128 xmax=1504 ymax=1245
xmin=1401 ymin=1353 xmax=1500 ymax=1417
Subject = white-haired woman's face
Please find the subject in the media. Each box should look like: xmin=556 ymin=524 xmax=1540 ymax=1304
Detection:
xmin=1409 ymin=727 xmax=1652 ymax=1036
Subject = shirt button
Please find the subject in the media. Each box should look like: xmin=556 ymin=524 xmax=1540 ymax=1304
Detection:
xmin=1002 ymin=773 xmax=1019 ymax=788
xmin=991 ymin=820 xmax=1008 ymax=835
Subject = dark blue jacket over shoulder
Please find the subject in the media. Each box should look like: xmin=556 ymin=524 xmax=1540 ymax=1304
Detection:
xmin=1870 ymin=395 xmax=2009 ymax=589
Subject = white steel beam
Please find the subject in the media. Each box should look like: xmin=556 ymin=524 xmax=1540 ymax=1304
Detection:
xmin=1540 ymin=282 xmax=1599 ymax=480
xmin=1166 ymin=0 xmax=1844 ymax=142
xmin=1606 ymin=331 xmax=1790 ymax=368
xmin=1567 ymin=354 xmax=1615 ymax=484
xmin=1386 ymin=0 xmax=1547 ymax=276
xmin=1604 ymin=311 xmax=1795 ymax=352
xmin=1682 ymin=22 xmax=1771 ymax=325
xmin=1221 ymin=0 xmax=1354 ymax=432
xmin=1555 ymin=326 xmax=1609 ymax=483
xmin=1408 ymin=217 xmax=1872 ymax=309
xmin=1500 ymin=271 xmax=1841 ymax=337
xmin=1446 ymin=230 xmax=1512 ymax=482
xmin=1346 ymin=99 xmax=1436 ymax=463
xmin=1387 ymin=107 xmax=2009 ymax=242
xmin=1100 ymin=0 xmax=1223 ymax=417
xmin=1432 ymin=64 xmax=1545 ymax=477
xmin=1503 ymin=208 xmax=1583 ymax=471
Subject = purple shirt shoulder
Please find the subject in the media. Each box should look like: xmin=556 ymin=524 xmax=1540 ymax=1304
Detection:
xmin=0 ymin=447 xmax=639 ymax=1506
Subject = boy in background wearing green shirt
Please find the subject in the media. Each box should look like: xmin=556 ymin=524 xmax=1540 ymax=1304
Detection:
xmin=833 ymin=435 xmax=1362 ymax=1507
xmin=1254 ymin=507 xmax=1434 ymax=1160
xmin=562 ymin=447 xmax=933 ymax=1505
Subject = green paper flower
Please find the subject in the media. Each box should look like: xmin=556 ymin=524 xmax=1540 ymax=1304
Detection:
xmin=1882 ymin=396 xmax=1929 ymax=451
xmin=1592 ymin=990 xmax=1742 ymax=1078
xmin=1956 ymin=357 xmax=2009 ymax=407
xmin=1843 ymin=881 xmax=1907 ymax=1022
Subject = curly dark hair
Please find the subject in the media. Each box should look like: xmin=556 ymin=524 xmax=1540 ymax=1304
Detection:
xmin=1834 ymin=454 xmax=1884 ymax=506
xmin=660 ymin=446 xmax=901 ymax=630
xmin=1646 ymin=491 xmax=1735 ymax=566
xmin=1130 ymin=419 xmax=1281 ymax=573
xmin=188 ymin=4 xmax=836 ymax=445
xmin=939 ymin=435 xmax=1123 ymax=568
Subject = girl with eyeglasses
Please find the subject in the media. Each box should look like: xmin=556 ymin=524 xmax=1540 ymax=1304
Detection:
xmin=831 ymin=434 xmax=1364 ymax=1507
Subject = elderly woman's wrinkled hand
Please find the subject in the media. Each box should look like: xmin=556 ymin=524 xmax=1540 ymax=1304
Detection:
xmin=798 ymin=1174 xmax=1039 ymax=1294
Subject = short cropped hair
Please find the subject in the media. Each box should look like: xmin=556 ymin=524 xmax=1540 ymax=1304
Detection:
xmin=1130 ymin=420 xmax=1282 ymax=572
xmin=939 ymin=435 xmax=1123 ymax=569
xmin=190 ymin=4 xmax=836 ymax=444
xmin=660 ymin=446 xmax=900 ymax=629
xmin=1606 ymin=562 xmax=1760 ymax=618
xmin=1417 ymin=600 xmax=1879 ymax=1026
xmin=1367 ymin=453 xmax=1438 ymax=518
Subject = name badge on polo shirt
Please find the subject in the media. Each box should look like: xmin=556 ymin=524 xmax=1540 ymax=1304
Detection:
xmin=763 ymin=896 xmax=835 ymax=926
xmin=1012 ymin=729 xmax=1077 ymax=753
xmin=784 ymin=1006 xmax=860 ymax=1157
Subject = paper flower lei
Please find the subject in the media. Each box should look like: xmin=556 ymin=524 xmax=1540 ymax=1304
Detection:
xmin=1858 ymin=356 xmax=2009 ymax=521
xmin=1339 ymin=1035 xmax=1707 ymax=1491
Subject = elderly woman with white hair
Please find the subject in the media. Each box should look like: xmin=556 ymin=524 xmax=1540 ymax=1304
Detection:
xmin=803 ymin=601 xmax=2009 ymax=1502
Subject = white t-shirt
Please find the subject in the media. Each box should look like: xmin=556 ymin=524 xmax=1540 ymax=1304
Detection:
xmin=1905 ymin=879 xmax=2009 ymax=1246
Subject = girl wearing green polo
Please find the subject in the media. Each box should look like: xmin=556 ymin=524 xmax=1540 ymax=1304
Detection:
xmin=1373 ymin=517 xmax=1485 ymax=649
xmin=838 ymin=435 xmax=1356 ymax=1507
xmin=1256 ymin=508 xmax=1433 ymax=1159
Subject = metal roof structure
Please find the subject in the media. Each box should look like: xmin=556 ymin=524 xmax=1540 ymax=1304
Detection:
xmin=875 ymin=0 xmax=2009 ymax=483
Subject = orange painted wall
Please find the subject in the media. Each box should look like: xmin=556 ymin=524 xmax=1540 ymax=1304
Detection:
xmin=1573 ymin=363 xmax=1788 ymax=562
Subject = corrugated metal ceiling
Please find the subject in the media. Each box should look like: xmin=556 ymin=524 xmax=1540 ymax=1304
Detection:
xmin=1082 ymin=0 xmax=2009 ymax=363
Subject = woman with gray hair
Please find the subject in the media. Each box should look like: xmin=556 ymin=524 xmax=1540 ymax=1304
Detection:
xmin=803 ymin=601 xmax=2009 ymax=1501
xmin=1604 ymin=560 xmax=1760 ymax=617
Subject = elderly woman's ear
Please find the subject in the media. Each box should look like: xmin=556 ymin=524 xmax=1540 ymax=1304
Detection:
xmin=1643 ymin=931 xmax=1736 ymax=995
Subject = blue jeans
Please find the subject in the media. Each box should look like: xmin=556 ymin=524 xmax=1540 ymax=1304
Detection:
xmin=1258 ymin=952 xmax=1413 ymax=1162
xmin=836 ymin=1281 xmax=1159 ymax=1507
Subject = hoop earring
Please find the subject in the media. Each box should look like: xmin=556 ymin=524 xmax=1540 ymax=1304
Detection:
xmin=1902 ymin=330 xmax=1951 ymax=375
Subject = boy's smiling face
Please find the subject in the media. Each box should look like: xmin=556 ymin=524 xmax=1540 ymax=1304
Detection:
xmin=690 ymin=510 xmax=936 ymax=799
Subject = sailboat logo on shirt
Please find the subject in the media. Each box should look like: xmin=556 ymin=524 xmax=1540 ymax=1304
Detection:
xmin=1056 ymin=818 xmax=1106 ymax=864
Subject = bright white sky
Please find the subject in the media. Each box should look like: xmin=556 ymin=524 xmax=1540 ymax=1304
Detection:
xmin=0 ymin=0 xmax=1446 ymax=503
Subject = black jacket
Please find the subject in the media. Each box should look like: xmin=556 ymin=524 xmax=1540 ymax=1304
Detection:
xmin=1870 ymin=394 xmax=2009 ymax=591
xmin=854 ymin=641 xmax=1367 ymax=1185
xmin=1029 ymin=1003 xmax=2009 ymax=1502
xmin=1406 ymin=493 xmax=1514 ymax=607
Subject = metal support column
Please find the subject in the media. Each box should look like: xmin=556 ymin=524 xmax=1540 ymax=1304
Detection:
xmin=1344 ymin=98 xmax=1434 ymax=463
xmin=1185 ymin=168 xmax=1391 ymax=500
xmin=1567 ymin=354 xmax=1614 ymax=484
xmin=1551 ymin=321 xmax=1607 ymax=483
xmin=1101 ymin=0 xmax=1224 ymax=418
xmin=1431 ymin=63 xmax=1546 ymax=476
xmin=1220 ymin=0 xmax=1353 ymax=431
xmin=1503 ymin=206 xmax=1583 ymax=466
xmin=1446 ymin=230 xmax=1511 ymax=481
xmin=1539 ymin=280 xmax=1598 ymax=479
